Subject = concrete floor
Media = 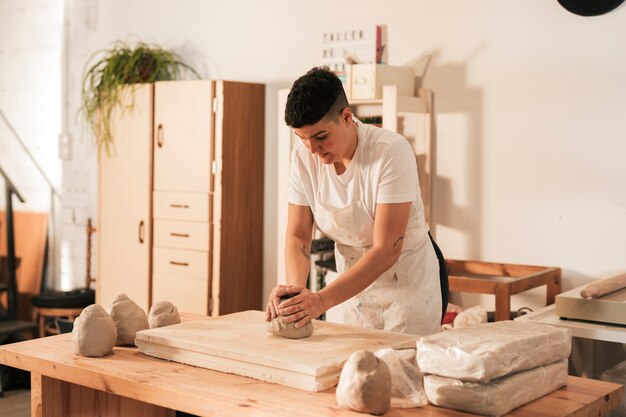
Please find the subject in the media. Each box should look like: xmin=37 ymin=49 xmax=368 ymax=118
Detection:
xmin=0 ymin=389 xmax=30 ymax=417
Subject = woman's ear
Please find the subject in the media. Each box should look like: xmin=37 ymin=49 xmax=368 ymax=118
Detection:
xmin=341 ymin=107 xmax=353 ymax=125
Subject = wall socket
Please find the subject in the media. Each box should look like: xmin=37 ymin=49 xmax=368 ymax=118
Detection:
xmin=59 ymin=132 xmax=73 ymax=160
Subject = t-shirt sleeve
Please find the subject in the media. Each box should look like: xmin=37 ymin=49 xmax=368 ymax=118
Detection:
xmin=376 ymin=138 xmax=419 ymax=204
xmin=288 ymin=148 xmax=310 ymax=206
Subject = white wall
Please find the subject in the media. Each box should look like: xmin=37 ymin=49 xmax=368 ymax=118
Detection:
xmin=0 ymin=0 xmax=62 ymax=210
xmin=4 ymin=1 xmax=626 ymax=312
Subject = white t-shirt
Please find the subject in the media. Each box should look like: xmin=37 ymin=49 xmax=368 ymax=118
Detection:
xmin=288 ymin=119 xmax=428 ymax=240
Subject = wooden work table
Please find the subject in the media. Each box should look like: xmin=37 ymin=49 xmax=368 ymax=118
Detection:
xmin=0 ymin=332 xmax=622 ymax=417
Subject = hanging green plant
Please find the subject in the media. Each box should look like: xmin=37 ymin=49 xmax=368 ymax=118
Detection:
xmin=80 ymin=41 xmax=199 ymax=154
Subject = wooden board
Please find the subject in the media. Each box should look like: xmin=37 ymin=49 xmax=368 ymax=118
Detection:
xmin=0 ymin=210 xmax=47 ymax=321
xmin=555 ymin=285 xmax=626 ymax=326
xmin=136 ymin=310 xmax=417 ymax=391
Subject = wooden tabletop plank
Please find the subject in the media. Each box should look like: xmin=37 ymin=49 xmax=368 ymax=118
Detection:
xmin=0 ymin=334 xmax=622 ymax=417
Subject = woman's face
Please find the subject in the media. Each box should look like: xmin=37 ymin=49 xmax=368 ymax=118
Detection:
xmin=293 ymin=108 xmax=356 ymax=165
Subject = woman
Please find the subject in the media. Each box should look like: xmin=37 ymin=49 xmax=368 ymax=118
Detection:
xmin=266 ymin=67 xmax=447 ymax=336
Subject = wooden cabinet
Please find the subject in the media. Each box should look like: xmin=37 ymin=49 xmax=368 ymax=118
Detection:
xmin=98 ymin=80 xmax=265 ymax=316
xmin=97 ymin=84 xmax=153 ymax=312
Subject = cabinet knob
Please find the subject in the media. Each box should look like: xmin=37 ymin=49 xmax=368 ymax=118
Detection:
xmin=169 ymin=261 xmax=189 ymax=267
xmin=170 ymin=232 xmax=190 ymax=238
xmin=157 ymin=124 xmax=164 ymax=147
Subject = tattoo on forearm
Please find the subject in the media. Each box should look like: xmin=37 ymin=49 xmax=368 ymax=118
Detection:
xmin=300 ymin=245 xmax=310 ymax=259
xmin=393 ymin=236 xmax=404 ymax=248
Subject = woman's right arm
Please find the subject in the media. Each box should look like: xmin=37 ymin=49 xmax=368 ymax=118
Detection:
xmin=265 ymin=203 xmax=314 ymax=320
xmin=284 ymin=203 xmax=314 ymax=287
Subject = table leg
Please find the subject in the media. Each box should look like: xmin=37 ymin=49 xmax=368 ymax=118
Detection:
xmin=30 ymin=372 xmax=175 ymax=417
xmin=31 ymin=373 xmax=42 ymax=417
xmin=546 ymin=269 xmax=561 ymax=306
xmin=495 ymin=285 xmax=511 ymax=321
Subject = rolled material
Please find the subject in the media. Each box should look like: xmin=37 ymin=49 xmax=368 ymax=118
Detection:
xmin=580 ymin=272 xmax=626 ymax=298
xmin=424 ymin=360 xmax=568 ymax=416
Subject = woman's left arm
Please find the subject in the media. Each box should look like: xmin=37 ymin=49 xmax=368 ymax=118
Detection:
xmin=277 ymin=202 xmax=412 ymax=328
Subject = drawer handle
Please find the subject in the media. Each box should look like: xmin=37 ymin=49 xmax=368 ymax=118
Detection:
xmin=169 ymin=261 xmax=189 ymax=267
xmin=170 ymin=204 xmax=190 ymax=209
xmin=157 ymin=124 xmax=164 ymax=147
xmin=170 ymin=232 xmax=190 ymax=238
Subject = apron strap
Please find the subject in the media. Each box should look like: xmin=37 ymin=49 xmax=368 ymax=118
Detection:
xmin=428 ymin=232 xmax=449 ymax=323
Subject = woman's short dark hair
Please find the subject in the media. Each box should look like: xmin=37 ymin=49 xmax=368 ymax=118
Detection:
xmin=285 ymin=67 xmax=349 ymax=128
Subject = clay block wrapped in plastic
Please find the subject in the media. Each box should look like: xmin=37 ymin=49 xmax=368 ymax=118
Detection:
xmin=417 ymin=321 xmax=571 ymax=382
xmin=424 ymin=359 xmax=568 ymax=416
xmin=374 ymin=348 xmax=427 ymax=408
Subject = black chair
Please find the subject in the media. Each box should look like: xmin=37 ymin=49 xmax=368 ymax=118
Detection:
xmin=55 ymin=317 xmax=75 ymax=334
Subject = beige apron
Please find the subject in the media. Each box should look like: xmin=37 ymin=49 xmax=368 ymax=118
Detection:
xmin=314 ymin=164 xmax=441 ymax=336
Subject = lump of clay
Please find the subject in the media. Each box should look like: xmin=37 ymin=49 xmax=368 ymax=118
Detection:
xmin=148 ymin=301 xmax=181 ymax=328
xmin=336 ymin=350 xmax=391 ymax=415
xmin=266 ymin=295 xmax=313 ymax=339
xmin=108 ymin=293 xmax=149 ymax=346
xmin=72 ymin=304 xmax=117 ymax=357
xmin=267 ymin=315 xmax=313 ymax=339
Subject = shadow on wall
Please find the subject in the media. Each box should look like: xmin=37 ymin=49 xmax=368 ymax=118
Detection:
xmin=405 ymin=46 xmax=485 ymax=261
xmin=264 ymin=81 xmax=293 ymax=305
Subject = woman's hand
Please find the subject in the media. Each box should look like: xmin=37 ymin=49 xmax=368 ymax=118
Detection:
xmin=265 ymin=284 xmax=303 ymax=321
xmin=277 ymin=287 xmax=326 ymax=328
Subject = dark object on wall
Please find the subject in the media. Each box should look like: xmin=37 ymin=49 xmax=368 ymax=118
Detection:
xmin=558 ymin=0 xmax=625 ymax=16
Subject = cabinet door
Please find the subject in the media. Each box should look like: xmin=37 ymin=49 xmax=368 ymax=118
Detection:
xmin=97 ymin=84 xmax=153 ymax=312
xmin=153 ymin=80 xmax=213 ymax=193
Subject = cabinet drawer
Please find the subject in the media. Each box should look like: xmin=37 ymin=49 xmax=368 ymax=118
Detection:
xmin=154 ymin=191 xmax=209 ymax=222
xmin=152 ymin=274 xmax=208 ymax=315
xmin=153 ymin=220 xmax=209 ymax=251
xmin=153 ymin=247 xmax=208 ymax=279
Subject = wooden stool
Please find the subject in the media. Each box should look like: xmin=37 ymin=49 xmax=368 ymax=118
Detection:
xmin=31 ymin=220 xmax=97 ymax=338
xmin=34 ymin=307 xmax=84 ymax=337
xmin=447 ymin=259 xmax=561 ymax=321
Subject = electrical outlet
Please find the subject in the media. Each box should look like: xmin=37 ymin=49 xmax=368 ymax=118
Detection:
xmin=59 ymin=132 xmax=73 ymax=160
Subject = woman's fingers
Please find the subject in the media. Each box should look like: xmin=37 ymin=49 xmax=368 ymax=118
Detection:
xmin=280 ymin=310 xmax=309 ymax=325
xmin=294 ymin=315 xmax=311 ymax=329
xmin=278 ymin=303 xmax=303 ymax=316
xmin=265 ymin=301 xmax=275 ymax=321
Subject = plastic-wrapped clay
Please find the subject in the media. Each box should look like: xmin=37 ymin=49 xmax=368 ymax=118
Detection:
xmin=72 ymin=304 xmax=117 ymax=357
xmin=452 ymin=305 xmax=487 ymax=329
xmin=417 ymin=321 xmax=571 ymax=382
xmin=424 ymin=359 xmax=568 ymax=416
xmin=109 ymin=293 xmax=149 ymax=346
xmin=374 ymin=348 xmax=427 ymax=408
xmin=148 ymin=301 xmax=181 ymax=328
xmin=336 ymin=350 xmax=391 ymax=415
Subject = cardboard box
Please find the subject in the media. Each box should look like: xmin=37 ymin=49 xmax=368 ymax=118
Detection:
xmin=350 ymin=64 xmax=414 ymax=100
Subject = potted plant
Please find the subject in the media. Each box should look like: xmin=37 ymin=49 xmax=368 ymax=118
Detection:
xmin=80 ymin=41 xmax=199 ymax=153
